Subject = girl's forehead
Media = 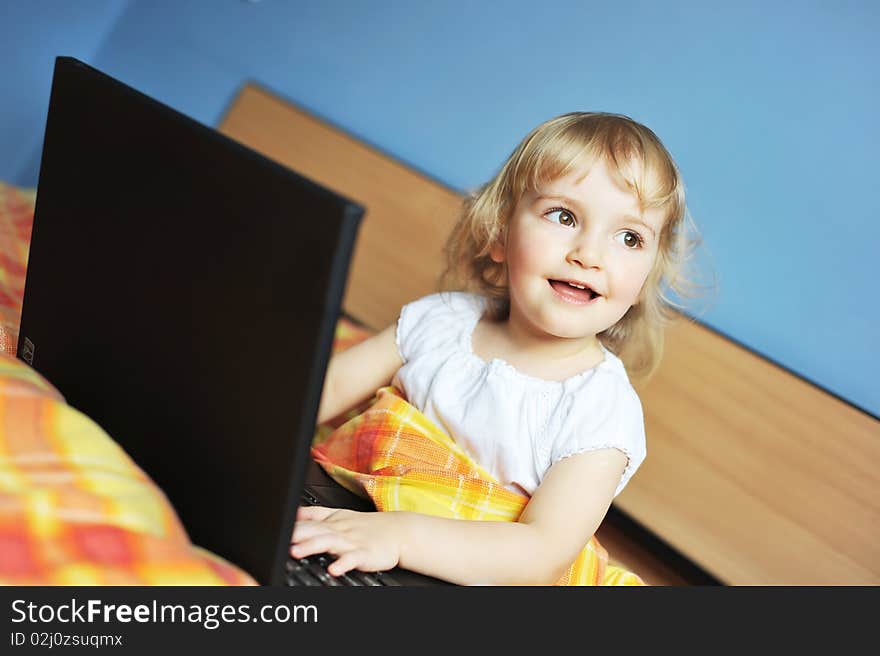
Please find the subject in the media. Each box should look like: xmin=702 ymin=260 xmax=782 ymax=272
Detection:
xmin=529 ymin=162 xmax=668 ymax=228
xmin=536 ymin=160 xmax=636 ymax=201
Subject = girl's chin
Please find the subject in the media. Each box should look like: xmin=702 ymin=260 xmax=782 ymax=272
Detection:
xmin=508 ymin=300 xmax=610 ymax=340
xmin=530 ymin=318 xmax=602 ymax=342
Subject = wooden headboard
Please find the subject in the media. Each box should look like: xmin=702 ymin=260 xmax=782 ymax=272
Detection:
xmin=220 ymin=83 xmax=880 ymax=584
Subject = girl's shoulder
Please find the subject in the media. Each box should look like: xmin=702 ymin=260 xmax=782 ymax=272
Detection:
xmin=406 ymin=291 xmax=486 ymax=317
xmin=395 ymin=291 xmax=487 ymax=363
xmin=399 ymin=291 xmax=487 ymax=328
xmin=546 ymin=359 xmax=647 ymax=498
xmin=561 ymin=349 xmax=643 ymax=418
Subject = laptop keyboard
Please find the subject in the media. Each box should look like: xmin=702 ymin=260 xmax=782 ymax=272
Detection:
xmin=285 ymin=554 xmax=398 ymax=586
xmin=287 ymin=488 xmax=400 ymax=586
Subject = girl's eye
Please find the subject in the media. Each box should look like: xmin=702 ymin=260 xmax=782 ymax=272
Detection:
xmin=545 ymin=208 xmax=575 ymax=227
xmin=615 ymin=230 xmax=644 ymax=249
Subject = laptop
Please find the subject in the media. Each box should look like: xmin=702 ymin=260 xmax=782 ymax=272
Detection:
xmin=17 ymin=57 xmax=446 ymax=586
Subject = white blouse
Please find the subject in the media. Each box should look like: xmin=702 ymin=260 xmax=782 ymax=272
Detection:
xmin=392 ymin=291 xmax=647 ymax=498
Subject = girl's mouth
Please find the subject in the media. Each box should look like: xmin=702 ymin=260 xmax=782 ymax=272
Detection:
xmin=548 ymin=279 xmax=600 ymax=305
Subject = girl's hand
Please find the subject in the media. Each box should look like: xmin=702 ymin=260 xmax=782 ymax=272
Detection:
xmin=290 ymin=506 xmax=405 ymax=576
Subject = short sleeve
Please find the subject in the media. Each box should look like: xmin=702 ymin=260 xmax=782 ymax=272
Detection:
xmin=395 ymin=292 xmax=484 ymax=363
xmin=547 ymin=372 xmax=647 ymax=498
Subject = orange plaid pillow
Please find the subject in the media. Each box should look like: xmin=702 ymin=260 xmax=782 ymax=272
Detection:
xmin=0 ymin=182 xmax=35 ymax=356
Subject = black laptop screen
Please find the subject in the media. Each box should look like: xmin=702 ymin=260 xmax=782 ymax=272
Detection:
xmin=18 ymin=57 xmax=362 ymax=584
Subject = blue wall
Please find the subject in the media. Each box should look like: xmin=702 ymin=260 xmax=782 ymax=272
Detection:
xmin=0 ymin=0 xmax=132 ymax=184
xmin=3 ymin=1 xmax=878 ymax=416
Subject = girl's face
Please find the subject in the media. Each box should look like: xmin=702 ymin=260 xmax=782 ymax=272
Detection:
xmin=491 ymin=158 xmax=664 ymax=343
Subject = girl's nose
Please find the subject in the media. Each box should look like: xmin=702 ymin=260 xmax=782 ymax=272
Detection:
xmin=567 ymin=234 xmax=604 ymax=270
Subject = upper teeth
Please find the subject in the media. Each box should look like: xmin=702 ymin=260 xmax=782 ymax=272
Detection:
xmin=568 ymin=282 xmax=586 ymax=290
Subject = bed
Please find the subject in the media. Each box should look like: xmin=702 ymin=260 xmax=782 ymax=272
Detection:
xmin=217 ymin=84 xmax=880 ymax=585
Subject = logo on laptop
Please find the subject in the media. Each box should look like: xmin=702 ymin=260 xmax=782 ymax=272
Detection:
xmin=21 ymin=337 xmax=35 ymax=365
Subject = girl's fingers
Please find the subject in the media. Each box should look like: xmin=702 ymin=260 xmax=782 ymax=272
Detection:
xmin=290 ymin=532 xmax=352 ymax=559
xmin=326 ymin=551 xmax=364 ymax=577
xmin=290 ymin=518 xmax=341 ymax=544
xmin=290 ymin=522 xmax=315 ymax=544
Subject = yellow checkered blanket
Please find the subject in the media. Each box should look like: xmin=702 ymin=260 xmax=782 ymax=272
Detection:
xmin=313 ymin=386 xmax=645 ymax=586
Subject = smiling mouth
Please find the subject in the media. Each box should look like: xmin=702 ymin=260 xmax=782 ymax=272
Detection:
xmin=548 ymin=279 xmax=601 ymax=304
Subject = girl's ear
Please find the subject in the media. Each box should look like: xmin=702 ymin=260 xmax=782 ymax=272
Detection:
xmin=489 ymin=238 xmax=506 ymax=263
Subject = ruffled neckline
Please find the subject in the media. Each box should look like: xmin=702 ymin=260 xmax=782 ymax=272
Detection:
xmin=459 ymin=300 xmax=618 ymax=386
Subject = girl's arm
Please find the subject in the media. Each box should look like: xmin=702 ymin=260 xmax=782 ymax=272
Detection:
xmin=317 ymin=323 xmax=403 ymax=425
xmin=292 ymin=447 xmax=627 ymax=585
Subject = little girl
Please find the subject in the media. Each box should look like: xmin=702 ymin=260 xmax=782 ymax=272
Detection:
xmin=291 ymin=111 xmax=695 ymax=585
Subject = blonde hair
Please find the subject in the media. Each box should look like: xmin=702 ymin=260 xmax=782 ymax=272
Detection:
xmin=440 ymin=112 xmax=703 ymax=381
